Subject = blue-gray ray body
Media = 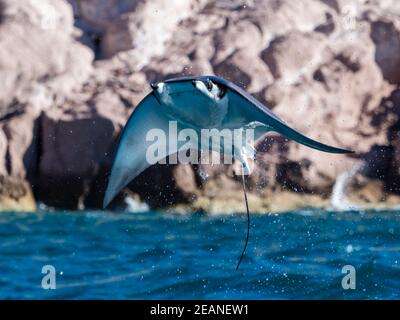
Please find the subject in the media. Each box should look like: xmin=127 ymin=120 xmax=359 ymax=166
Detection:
xmin=103 ymin=75 xmax=352 ymax=208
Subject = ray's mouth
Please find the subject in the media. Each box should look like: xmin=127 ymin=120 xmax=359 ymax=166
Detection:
xmin=168 ymin=89 xmax=200 ymax=96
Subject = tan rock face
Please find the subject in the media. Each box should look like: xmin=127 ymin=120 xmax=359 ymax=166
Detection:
xmin=68 ymin=0 xmax=140 ymax=29
xmin=0 ymin=128 xmax=7 ymax=174
xmin=2 ymin=0 xmax=400 ymax=211
xmin=0 ymin=110 xmax=40 ymax=179
xmin=262 ymin=31 xmax=327 ymax=82
xmin=0 ymin=0 xmax=93 ymax=117
xmin=0 ymin=175 xmax=36 ymax=211
xmin=370 ymin=19 xmax=400 ymax=84
xmin=101 ymin=0 xmax=206 ymax=64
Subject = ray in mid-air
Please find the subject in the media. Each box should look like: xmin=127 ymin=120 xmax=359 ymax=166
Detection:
xmin=103 ymin=75 xmax=352 ymax=269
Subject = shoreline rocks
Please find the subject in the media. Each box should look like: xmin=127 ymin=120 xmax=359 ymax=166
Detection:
xmin=0 ymin=175 xmax=36 ymax=212
xmin=2 ymin=0 xmax=400 ymax=213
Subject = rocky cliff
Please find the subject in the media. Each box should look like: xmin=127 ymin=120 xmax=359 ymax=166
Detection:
xmin=1 ymin=0 xmax=400 ymax=212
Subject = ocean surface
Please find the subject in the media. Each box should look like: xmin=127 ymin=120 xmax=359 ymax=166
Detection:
xmin=0 ymin=209 xmax=399 ymax=299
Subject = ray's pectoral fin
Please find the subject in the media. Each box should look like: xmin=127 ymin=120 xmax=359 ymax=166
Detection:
xmin=103 ymin=94 xmax=186 ymax=208
xmin=227 ymin=90 xmax=353 ymax=154
xmin=264 ymin=118 xmax=352 ymax=154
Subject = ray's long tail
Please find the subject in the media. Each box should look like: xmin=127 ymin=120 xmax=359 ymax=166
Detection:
xmin=236 ymin=165 xmax=250 ymax=270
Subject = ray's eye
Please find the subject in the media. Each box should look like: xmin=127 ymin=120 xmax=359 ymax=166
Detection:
xmin=205 ymin=79 xmax=213 ymax=91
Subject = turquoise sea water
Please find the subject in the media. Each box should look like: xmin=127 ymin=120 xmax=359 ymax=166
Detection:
xmin=0 ymin=209 xmax=399 ymax=299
